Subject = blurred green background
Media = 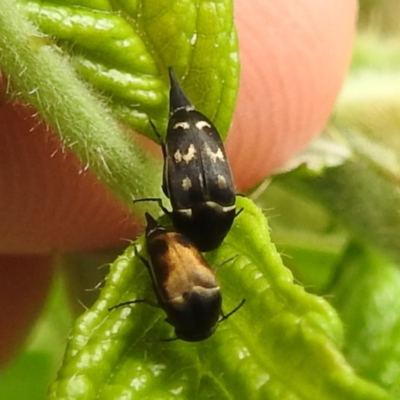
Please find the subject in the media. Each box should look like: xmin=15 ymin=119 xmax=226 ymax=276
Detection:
xmin=2 ymin=0 xmax=400 ymax=398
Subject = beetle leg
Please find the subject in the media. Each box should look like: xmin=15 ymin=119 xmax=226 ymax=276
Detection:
xmin=108 ymin=298 xmax=159 ymax=311
xmin=235 ymin=208 xmax=244 ymax=218
xmin=149 ymin=119 xmax=167 ymax=153
xmin=219 ymin=299 xmax=246 ymax=323
xmin=133 ymin=197 xmax=171 ymax=217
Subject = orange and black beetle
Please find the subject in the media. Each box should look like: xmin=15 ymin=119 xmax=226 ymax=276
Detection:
xmin=110 ymin=213 xmax=244 ymax=342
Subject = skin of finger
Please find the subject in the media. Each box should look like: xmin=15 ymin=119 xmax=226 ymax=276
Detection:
xmin=0 ymin=255 xmax=55 ymax=368
xmin=227 ymin=0 xmax=358 ymax=190
xmin=0 ymin=104 xmax=141 ymax=254
xmin=0 ymin=0 xmax=357 ymax=254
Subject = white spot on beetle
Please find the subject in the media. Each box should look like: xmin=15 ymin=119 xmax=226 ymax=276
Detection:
xmin=174 ymin=144 xmax=197 ymax=163
xmin=203 ymin=146 xmax=225 ymax=162
xmin=217 ymin=175 xmax=227 ymax=188
xmin=174 ymin=149 xmax=183 ymax=163
xmin=196 ymin=120 xmax=211 ymax=130
xmin=181 ymin=177 xmax=192 ymax=191
xmin=177 ymin=208 xmax=192 ymax=217
xmin=204 ymin=201 xmax=235 ymax=213
xmin=173 ymin=121 xmax=190 ymax=130
xmin=172 ymin=105 xmax=195 ymax=114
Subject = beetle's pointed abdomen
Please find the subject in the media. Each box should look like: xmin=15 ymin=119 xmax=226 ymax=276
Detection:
xmin=168 ymin=68 xmax=192 ymax=114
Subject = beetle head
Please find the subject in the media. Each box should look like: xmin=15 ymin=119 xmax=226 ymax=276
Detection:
xmin=165 ymin=286 xmax=222 ymax=342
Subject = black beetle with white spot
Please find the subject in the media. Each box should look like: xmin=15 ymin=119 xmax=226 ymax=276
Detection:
xmin=147 ymin=68 xmax=239 ymax=252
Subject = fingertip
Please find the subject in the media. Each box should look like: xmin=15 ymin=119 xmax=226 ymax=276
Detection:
xmin=227 ymin=0 xmax=358 ymax=190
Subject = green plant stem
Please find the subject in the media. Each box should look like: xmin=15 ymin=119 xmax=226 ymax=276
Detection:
xmin=0 ymin=0 xmax=163 ymax=211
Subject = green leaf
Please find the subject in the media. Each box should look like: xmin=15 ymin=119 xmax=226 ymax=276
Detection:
xmin=331 ymin=244 xmax=400 ymax=398
xmin=49 ymin=197 xmax=392 ymax=400
xmin=15 ymin=0 xmax=238 ymax=138
xmin=252 ymin=180 xmax=349 ymax=293
xmin=352 ymin=33 xmax=400 ymax=72
xmin=279 ymin=154 xmax=400 ymax=264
